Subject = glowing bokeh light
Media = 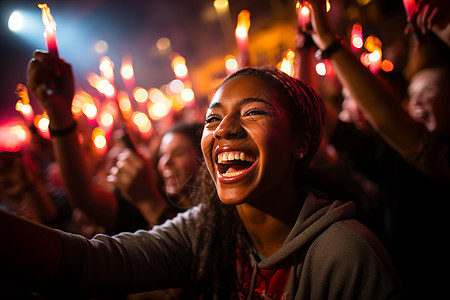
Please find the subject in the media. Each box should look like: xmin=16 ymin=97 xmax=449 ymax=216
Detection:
xmin=181 ymin=88 xmax=195 ymax=102
xmin=0 ymin=124 xmax=28 ymax=152
xmin=156 ymin=37 xmax=171 ymax=51
xmin=225 ymin=55 xmax=238 ymax=74
xmin=92 ymin=127 xmax=107 ymax=155
xmin=100 ymin=111 xmax=114 ymax=127
xmin=148 ymin=88 xmax=166 ymax=103
xmin=83 ymin=103 xmax=98 ymax=119
xmin=8 ymin=11 xmax=24 ymax=32
xmin=148 ymin=101 xmax=171 ymax=120
xmin=132 ymin=112 xmax=152 ymax=136
xmin=381 ymin=59 xmax=394 ymax=72
xmin=94 ymin=40 xmax=108 ymax=54
xmin=315 ymin=62 xmax=327 ymax=76
xmin=133 ymin=87 xmax=149 ymax=103
xmin=213 ymin=0 xmax=229 ymax=10
xmin=121 ymin=65 xmax=134 ymax=80
xmin=169 ymin=79 xmax=184 ymax=94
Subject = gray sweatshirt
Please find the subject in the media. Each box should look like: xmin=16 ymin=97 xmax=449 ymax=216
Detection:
xmin=56 ymin=193 xmax=404 ymax=299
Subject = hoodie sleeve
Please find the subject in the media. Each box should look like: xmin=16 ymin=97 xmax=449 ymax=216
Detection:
xmin=55 ymin=205 xmax=202 ymax=298
xmin=298 ymin=219 xmax=405 ymax=300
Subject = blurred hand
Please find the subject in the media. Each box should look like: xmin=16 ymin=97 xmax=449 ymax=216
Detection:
xmin=27 ymin=51 xmax=75 ymax=128
xmin=107 ymin=149 xmax=158 ymax=204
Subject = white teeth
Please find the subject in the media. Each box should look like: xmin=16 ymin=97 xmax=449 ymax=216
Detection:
xmin=223 ymin=170 xmax=245 ymax=177
xmin=217 ymin=151 xmax=255 ymax=163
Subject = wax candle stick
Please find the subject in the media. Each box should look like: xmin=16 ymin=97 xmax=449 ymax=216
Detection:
xmin=235 ymin=10 xmax=250 ymax=52
xmin=402 ymin=0 xmax=426 ymax=43
xmin=38 ymin=4 xmax=59 ymax=57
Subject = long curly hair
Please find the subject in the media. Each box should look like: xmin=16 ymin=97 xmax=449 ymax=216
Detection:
xmin=190 ymin=67 xmax=325 ymax=298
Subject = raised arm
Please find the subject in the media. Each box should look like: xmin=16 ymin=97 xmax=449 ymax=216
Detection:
xmin=305 ymin=0 xmax=425 ymax=159
xmin=27 ymin=51 xmax=118 ymax=230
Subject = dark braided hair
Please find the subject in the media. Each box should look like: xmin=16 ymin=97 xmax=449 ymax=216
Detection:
xmin=191 ymin=67 xmax=326 ymax=298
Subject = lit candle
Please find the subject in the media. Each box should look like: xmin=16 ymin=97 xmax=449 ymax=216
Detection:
xmin=38 ymin=4 xmax=58 ymax=57
xmin=402 ymin=0 xmax=425 ymax=43
xmin=235 ymin=10 xmax=250 ymax=52
xmin=351 ymin=23 xmax=364 ymax=50
xmin=15 ymin=84 xmax=35 ymax=124
xmin=278 ymin=50 xmax=295 ymax=77
xmin=92 ymin=127 xmax=108 ymax=155
xmin=402 ymin=0 xmax=415 ymax=20
xmin=296 ymin=2 xmax=311 ymax=30
xmin=120 ymin=53 xmax=135 ymax=90
xmin=171 ymin=54 xmax=189 ymax=81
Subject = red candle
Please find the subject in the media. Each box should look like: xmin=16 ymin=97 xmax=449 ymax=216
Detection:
xmin=235 ymin=10 xmax=250 ymax=51
xmin=297 ymin=2 xmax=311 ymax=30
xmin=15 ymin=84 xmax=35 ymax=124
xmin=402 ymin=0 xmax=416 ymax=19
xmin=38 ymin=4 xmax=59 ymax=57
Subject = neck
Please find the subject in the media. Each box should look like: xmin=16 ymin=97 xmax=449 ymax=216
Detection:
xmin=236 ymin=182 xmax=303 ymax=257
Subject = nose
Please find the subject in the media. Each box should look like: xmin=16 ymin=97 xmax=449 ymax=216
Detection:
xmin=212 ymin=115 xmax=246 ymax=140
xmin=158 ymin=154 xmax=172 ymax=170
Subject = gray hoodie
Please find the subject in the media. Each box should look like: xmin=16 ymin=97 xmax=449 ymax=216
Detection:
xmin=57 ymin=193 xmax=404 ymax=299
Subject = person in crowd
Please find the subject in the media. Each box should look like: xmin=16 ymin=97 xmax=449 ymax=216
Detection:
xmin=305 ymin=0 xmax=449 ymax=188
xmin=0 ymin=150 xmax=57 ymax=225
xmin=304 ymin=0 xmax=449 ymax=298
xmin=0 ymin=51 xmax=403 ymax=299
xmin=108 ymin=121 xmax=204 ymax=224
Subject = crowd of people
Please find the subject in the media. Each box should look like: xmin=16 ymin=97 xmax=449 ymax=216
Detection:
xmin=1 ymin=0 xmax=449 ymax=299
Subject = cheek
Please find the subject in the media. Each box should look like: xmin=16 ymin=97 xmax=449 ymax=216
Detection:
xmin=201 ymin=130 xmax=214 ymax=167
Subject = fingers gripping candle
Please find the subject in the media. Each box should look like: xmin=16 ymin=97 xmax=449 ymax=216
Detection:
xmin=38 ymin=4 xmax=59 ymax=57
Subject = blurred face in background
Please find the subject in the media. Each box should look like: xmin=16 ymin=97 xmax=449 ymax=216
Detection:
xmin=339 ymin=87 xmax=369 ymax=130
xmin=408 ymin=68 xmax=450 ymax=138
xmin=157 ymin=132 xmax=200 ymax=198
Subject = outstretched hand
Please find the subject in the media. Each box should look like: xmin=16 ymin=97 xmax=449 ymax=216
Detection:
xmin=27 ymin=51 xmax=75 ymax=128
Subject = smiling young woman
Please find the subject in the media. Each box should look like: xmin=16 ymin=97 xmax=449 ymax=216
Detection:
xmin=0 ymin=53 xmax=404 ymax=299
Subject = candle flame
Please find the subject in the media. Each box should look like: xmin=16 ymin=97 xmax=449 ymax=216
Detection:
xmin=92 ymin=127 xmax=107 ymax=155
xmin=235 ymin=10 xmax=251 ymax=38
xmin=278 ymin=50 xmax=295 ymax=76
xmin=171 ymin=55 xmax=189 ymax=79
xmin=15 ymin=84 xmax=35 ymax=123
xmin=38 ymin=4 xmax=56 ymax=30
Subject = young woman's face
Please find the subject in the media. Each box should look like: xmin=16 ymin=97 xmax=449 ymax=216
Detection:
xmin=157 ymin=132 xmax=200 ymax=197
xmin=201 ymin=75 xmax=299 ymax=206
xmin=408 ymin=69 xmax=450 ymax=137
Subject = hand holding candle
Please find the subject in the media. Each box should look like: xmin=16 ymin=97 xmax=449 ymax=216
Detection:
xmin=38 ymin=4 xmax=59 ymax=57
xmin=15 ymin=84 xmax=35 ymax=124
xmin=402 ymin=0 xmax=427 ymax=45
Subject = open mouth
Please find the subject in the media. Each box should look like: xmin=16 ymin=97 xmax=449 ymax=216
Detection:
xmin=412 ymin=109 xmax=429 ymax=123
xmin=216 ymin=151 xmax=256 ymax=179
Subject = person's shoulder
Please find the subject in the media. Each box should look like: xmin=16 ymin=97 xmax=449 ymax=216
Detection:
xmin=313 ymin=219 xmax=395 ymax=270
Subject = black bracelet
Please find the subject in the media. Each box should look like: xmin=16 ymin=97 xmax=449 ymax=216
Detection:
xmin=48 ymin=121 xmax=77 ymax=137
xmin=315 ymin=35 xmax=344 ymax=61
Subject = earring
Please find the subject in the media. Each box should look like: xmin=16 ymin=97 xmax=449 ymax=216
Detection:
xmin=297 ymin=152 xmax=304 ymax=159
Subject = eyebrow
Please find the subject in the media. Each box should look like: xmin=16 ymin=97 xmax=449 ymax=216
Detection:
xmin=208 ymin=97 xmax=276 ymax=110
